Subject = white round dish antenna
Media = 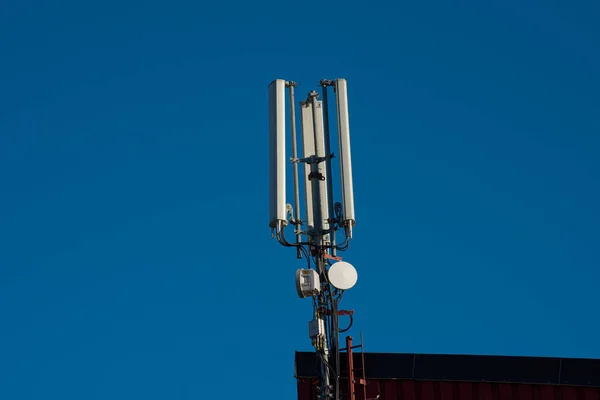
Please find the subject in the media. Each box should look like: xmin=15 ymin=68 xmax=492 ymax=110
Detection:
xmin=328 ymin=261 xmax=358 ymax=290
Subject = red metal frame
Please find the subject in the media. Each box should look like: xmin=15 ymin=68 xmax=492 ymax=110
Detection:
xmin=345 ymin=335 xmax=373 ymax=400
xmin=346 ymin=336 xmax=356 ymax=400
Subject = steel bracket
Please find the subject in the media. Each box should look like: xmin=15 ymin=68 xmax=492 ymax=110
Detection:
xmin=292 ymin=153 xmax=334 ymax=165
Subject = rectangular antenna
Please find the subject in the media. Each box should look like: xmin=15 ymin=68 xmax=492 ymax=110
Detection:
xmin=269 ymin=79 xmax=287 ymax=228
xmin=310 ymin=98 xmax=330 ymax=243
xmin=335 ymin=79 xmax=355 ymax=234
xmin=300 ymin=101 xmax=315 ymax=232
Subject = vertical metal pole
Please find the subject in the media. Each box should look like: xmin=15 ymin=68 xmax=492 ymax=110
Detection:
xmin=321 ymin=83 xmax=336 ymax=256
xmin=317 ymin=258 xmax=331 ymax=400
xmin=308 ymin=90 xmax=331 ymax=400
xmin=288 ymin=82 xmax=302 ymax=258
xmin=346 ymin=336 xmax=356 ymax=400
xmin=360 ymin=332 xmax=367 ymax=400
xmin=323 ymin=81 xmax=341 ymax=399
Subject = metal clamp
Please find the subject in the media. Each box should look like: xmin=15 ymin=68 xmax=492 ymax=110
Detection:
xmin=308 ymin=171 xmax=326 ymax=181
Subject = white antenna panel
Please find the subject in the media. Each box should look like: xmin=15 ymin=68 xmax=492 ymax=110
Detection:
xmin=268 ymin=79 xmax=287 ymax=228
xmin=335 ymin=79 xmax=355 ymax=232
xmin=300 ymin=102 xmax=315 ymax=232
xmin=310 ymin=99 xmax=330 ymax=242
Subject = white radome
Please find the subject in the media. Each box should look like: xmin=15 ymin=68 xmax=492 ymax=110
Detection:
xmin=328 ymin=261 xmax=358 ymax=290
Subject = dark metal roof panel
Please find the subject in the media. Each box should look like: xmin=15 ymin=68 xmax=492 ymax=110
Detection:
xmin=295 ymin=352 xmax=600 ymax=386
xmin=297 ymin=379 xmax=600 ymax=400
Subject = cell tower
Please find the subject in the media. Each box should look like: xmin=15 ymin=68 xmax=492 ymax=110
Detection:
xmin=269 ymin=78 xmax=357 ymax=400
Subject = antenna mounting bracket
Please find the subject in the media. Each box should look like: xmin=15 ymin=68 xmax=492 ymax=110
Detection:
xmin=308 ymin=171 xmax=326 ymax=181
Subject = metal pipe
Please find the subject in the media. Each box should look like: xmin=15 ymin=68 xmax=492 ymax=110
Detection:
xmin=309 ymin=89 xmax=332 ymax=400
xmin=288 ymin=82 xmax=302 ymax=258
xmin=360 ymin=332 xmax=367 ymax=400
xmin=346 ymin=336 xmax=356 ymax=400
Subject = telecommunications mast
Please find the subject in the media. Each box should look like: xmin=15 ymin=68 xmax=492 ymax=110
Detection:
xmin=269 ymin=78 xmax=358 ymax=400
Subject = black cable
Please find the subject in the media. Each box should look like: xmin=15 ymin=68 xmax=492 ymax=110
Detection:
xmin=330 ymin=226 xmax=350 ymax=251
xmin=317 ymin=350 xmax=337 ymax=379
xmin=336 ymin=238 xmax=350 ymax=251
xmin=299 ymin=246 xmax=311 ymax=269
xmin=277 ymin=221 xmax=350 ymax=254
xmin=277 ymin=228 xmax=314 ymax=270
xmin=339 ymin=313 xmax=353 ymax=333
xmin=276 ymin=225 xmax=314 ymax=251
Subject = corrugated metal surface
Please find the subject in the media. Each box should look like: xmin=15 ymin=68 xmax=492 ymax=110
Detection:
xmin=296 ymin=352 xmax=600 ymax=385
xmin=295 ymin=352 xmax=600 ymax=400
xmin=297 ymin=378 xmax=600 ymax=400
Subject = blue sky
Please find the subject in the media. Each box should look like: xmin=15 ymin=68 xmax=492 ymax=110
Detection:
xmin=1 ymin=1 xmax=599 ymax=398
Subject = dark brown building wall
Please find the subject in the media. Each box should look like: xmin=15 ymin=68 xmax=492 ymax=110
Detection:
xmin=295 ymin=352 xmax=600 ymax=400
xmin=297 ymin=378 xmax=600 ymax=400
